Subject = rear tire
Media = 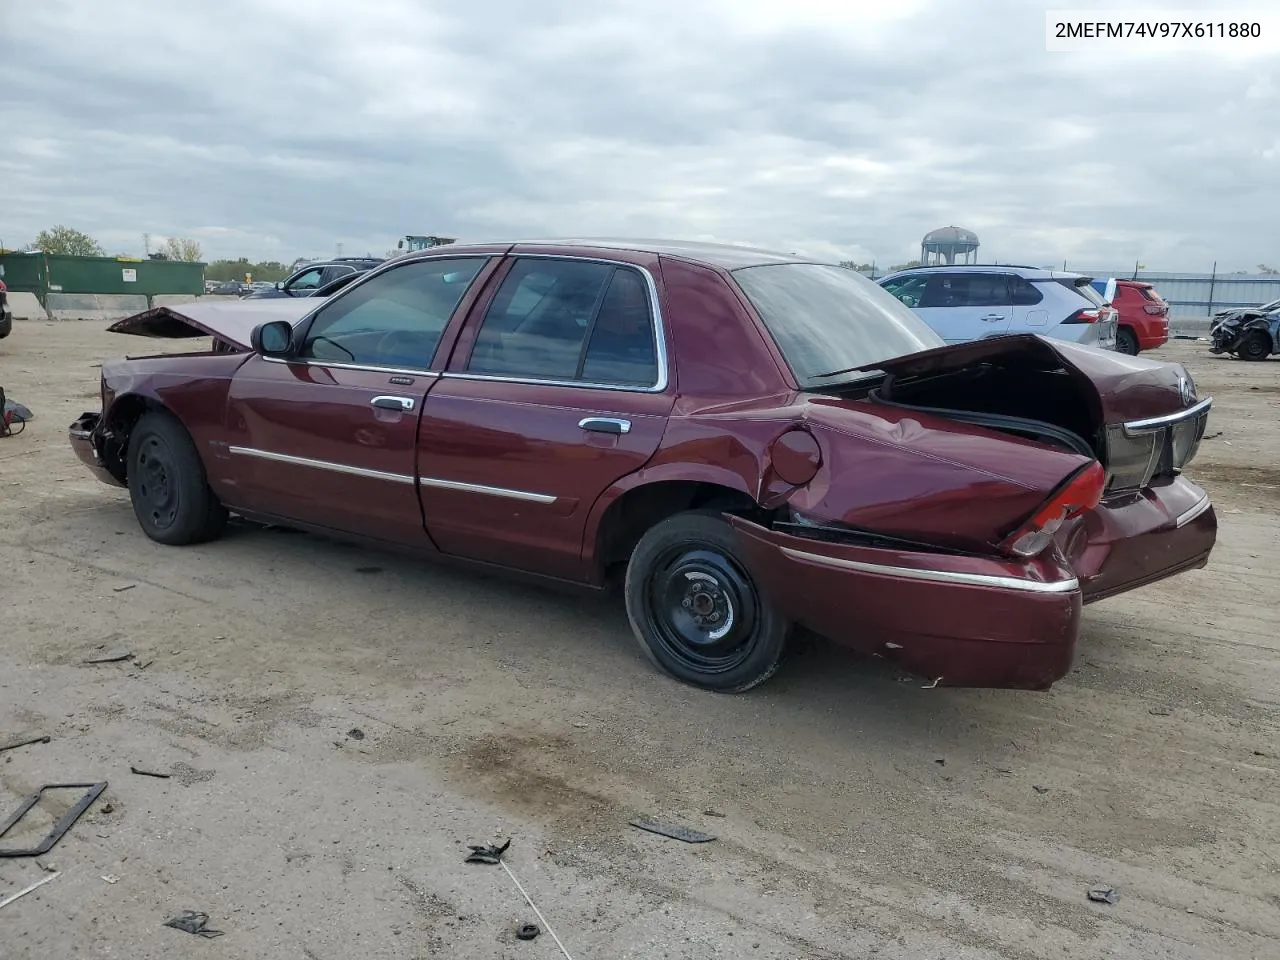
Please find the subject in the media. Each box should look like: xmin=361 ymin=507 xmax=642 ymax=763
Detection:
xmin=127 ymin=411 xmax=228 ymax=545
xmin=624 ymin=511 xmax=788 ymax=693
xmin=1238 ymin=330 xmax=1271 ymax=362
xmin=1116 ymin=327 xmax=1139 ymax=355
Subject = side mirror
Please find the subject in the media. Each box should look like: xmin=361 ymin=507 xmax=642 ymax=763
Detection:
xmin=251 ymin=320 xmax=293 ymax=357
xmin=397 ymin=239 xmax=405 ymax=249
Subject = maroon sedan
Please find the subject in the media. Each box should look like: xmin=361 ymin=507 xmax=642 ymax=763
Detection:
xmin=70 ymin=240 xmax=1216 ymax=692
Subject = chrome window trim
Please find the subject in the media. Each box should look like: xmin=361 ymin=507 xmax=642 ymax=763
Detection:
xmin=261 ymin=356 xmax=441 ymax=378
xmin=1174 ymin=494 xmax=1212 ymax=528
xmin=228 ymin=446 xmax=415 ymax=484
xmin=1123 ymin=397 xmax=1213 ymax=434
xmin=455 ymin=254 xmax=670 ymax=394
xmin=779 ymin=547 xmax=1081 ymax=594
xmin=417 ymin=476 xmax=557 ymax=504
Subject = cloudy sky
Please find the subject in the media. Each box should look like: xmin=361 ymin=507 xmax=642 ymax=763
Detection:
xmin=2 ymin=0 xmax=1276 ymax=270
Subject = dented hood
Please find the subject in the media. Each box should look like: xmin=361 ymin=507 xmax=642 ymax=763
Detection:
xmin=107 ymin=298 xmax=317 ymax=351
xmin=860 ymin=333 xmax=1190 ymax=423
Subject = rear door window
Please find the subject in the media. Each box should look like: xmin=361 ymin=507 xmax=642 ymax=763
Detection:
xmin=467 ymin=258 xmax=660 ymax=387
xmin=920 ymin=273 xmax=1011 ymax=308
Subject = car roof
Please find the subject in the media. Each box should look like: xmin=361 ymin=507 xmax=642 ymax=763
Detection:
xmin=403 ymin=238 xmax=810 ymax=270
xmin=881 ymin=264 xmax=1087 ymax=281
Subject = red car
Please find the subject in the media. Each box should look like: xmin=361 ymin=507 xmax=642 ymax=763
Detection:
xmin=69 ymin=241 xmax=1216 ymax=693
xmin=1111 ymin=279 xmax=1170 ymax=355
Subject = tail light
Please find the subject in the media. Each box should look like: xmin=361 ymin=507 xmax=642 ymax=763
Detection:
xmin=998 ymin=462 xmax=1105 ymax=558
xmin=1064 ymin=308 xmax=1101 ymax=324
xmin=0 ymin=280 xmax=7 ymax=292
xmin=1143 ymin=304 xmax=1167 ymax=315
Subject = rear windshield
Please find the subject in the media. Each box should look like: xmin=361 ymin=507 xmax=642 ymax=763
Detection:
xmin=731 ymin=263 xmax=944 ymax=386
xmin=1056 ymin=278 xmax=1106 ymax=307
xmin=1135 ymin=285 xmax=1162 ymax=302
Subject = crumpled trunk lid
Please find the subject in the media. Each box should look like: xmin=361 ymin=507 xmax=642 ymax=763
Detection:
xmin=107 ymin=298 xmax=317 ymax=351
xmin=858 ymin=333 xmax=1192 ymax=426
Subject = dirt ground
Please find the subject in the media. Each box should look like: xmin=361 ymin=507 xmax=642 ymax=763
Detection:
xmin=1 ymin=321 xmax=1277 ymax=960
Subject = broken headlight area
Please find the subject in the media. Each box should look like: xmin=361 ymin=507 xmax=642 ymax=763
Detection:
xmin=1104 ymin=398 xmax=1211 ymax=496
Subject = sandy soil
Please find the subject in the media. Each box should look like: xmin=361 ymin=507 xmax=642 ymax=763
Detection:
xmin=1 ymin=323 xmax=1277 ymax=959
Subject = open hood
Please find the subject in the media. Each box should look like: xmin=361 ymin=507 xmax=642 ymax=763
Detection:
xmin=107 ymin=298 xmax=317 ymax=351
xmin=858 ymin=333 xmax=1190 ymax=424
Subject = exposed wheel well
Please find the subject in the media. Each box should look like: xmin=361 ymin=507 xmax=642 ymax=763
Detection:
xmin=593 ymin=481 xmax=762 ymax=582
xmin=100 ymin=394 xmax=164 ymax=483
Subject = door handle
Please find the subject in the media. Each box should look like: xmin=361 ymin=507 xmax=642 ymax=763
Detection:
xmin=980 ymin=314 xmax=1006 ymax=322
xmin=578 ymin=416 xmax=631 ymax=435
xmin=371 ymin=396 xmax=415 ymax=411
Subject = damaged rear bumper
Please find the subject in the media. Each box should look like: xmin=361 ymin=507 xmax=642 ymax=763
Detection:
xmin=69 ymin=412 xmax=125 ymax=487
xmin=729 ymin=517 xmax=1081 ymax=690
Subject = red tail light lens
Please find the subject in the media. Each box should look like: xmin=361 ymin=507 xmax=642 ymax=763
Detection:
xmin=1143 ymin=304 xmax=1167 ymax=315
xmin=1064 ymin=308 xmax=1100 ymax=324
xmin=999 ymin=462 xmax=1105 ymax=558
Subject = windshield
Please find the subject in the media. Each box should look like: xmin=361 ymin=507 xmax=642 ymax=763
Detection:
xmin=732 ymin=264 xmax=943 ymax=386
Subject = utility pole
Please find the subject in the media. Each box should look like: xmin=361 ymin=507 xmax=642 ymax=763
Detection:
xmin=335 ymin=242 xmax=343 ymax=258
xmin=143 ymin=233 xmax=151 ymax=256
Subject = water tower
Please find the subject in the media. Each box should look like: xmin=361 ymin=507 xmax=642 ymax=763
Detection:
xmin=921 ymin=226 xmax=980 ymax=265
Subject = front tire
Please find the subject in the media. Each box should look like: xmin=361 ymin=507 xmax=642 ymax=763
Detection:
xmin=127 ymin=411 xmax=228 ymax=545
xmin=624 ymin=511 xmax=789 ymax=693
xmin=1237 ymin=330 xmax=1271 ymax=362
xmin=1116 ymin=327 xmax=1139 ymax=355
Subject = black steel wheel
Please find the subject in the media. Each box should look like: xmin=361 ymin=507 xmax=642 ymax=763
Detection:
xmin=1238 ymin=330 xmax=1271 ymax=361
xmin=1115 ymin=327 xmax=1139 ymax=356
xmin=127 ymin=411 xmax=227 ymax=545
xmin=625 ymin=511 xmax=788 ymax=692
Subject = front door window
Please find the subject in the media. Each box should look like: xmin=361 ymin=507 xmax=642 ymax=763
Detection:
xmin=299 ymin=257 xmax=489 ymax=369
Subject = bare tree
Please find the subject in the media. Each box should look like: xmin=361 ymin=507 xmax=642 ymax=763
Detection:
xmin=31 ymin=225 xmax=104 ymax=257
xmin=162 ymin=237 xmax=203 ymax=262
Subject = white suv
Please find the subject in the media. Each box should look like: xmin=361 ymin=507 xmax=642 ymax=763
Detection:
xmin=878 ymin=265 xmax=1118 ymax=350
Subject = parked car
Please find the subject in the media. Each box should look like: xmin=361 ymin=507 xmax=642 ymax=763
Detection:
xmin=879 ymin=265 xmax=1118 ymax=350
xmin=1090 ymin=278 xmax=1171 ymax=355
xmin=1209 ymin=297 xmax=1280 ymax=361
xmin=69 ymin=240 xmax=1215 ymax=694
xmin=209 ymin=280 xmax=248 ymax=296
xmin=243 ymin=258 xmax=383 ymax=299
xmin=0 ymin=279 xmax=11 ymax=339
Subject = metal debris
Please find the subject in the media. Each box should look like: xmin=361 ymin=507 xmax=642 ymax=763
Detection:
xmin=0 ymin=782 xmax=108 ymax=857
xmin=629 ymin=818 xmax=717 ymax=844
xmin=0 ymin=735 xmax=51 ymax=754
xmin=163 ymin=910 xmax=225 ymax=938
xmin=112 ymin=584 xmax=137 ymax=593
xmin=464 ymin=840 xmax=575 ymax=959
xmin=1087 ymin=886 xmax=1118 ymax=904
xmin=516 ymin=922 xmax=541 ymax=941
xmin=1033 ymin=785 xmax=1050 ymax=794
xmin=0 ymin=871 xmax=60 ymax=910
xmin=922 ymin=676 xmax=943 ymax=689
xmin=464 ymin=839 xmax=511 ymax=865
xmin=129 ymin=766 xmax=171 ymax=779
xmin=83 ymin=649 xmax=132 ymax=664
